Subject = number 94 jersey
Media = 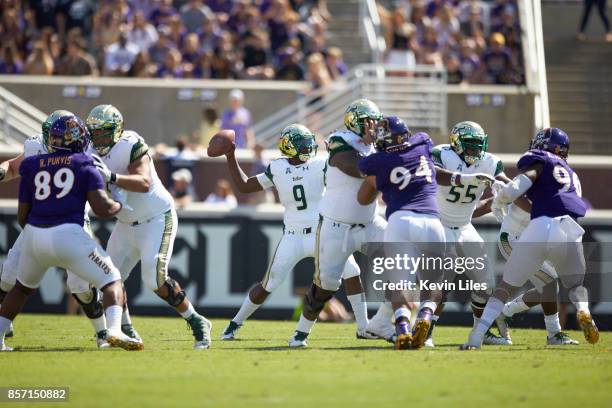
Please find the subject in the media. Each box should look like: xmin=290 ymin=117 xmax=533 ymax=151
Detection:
xmin=517 ymin=149 xmax=586 ymax=219
xmin=432 ymin=144 xmax=503 ymax=227
xmin=256 ymin=156 xmax=327 ymax=229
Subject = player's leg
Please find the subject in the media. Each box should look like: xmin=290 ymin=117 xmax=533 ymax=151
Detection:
xmin=462 ymin=219 xmax=549 ymax=349
xmin=66 ymin=272 xmax=109 ymax=348
xmin=106 ymin=222 xmax=142 ymax=341
xmin=289 ymin=218 xmax=351 ymax=347
xmin=341 ymin=255 xmax=374 ymax=339
xmin=139 ymin=210 xmax=212 ymax=349
xmin=0 ymin=232 xmax=26 ymax=338
xmin=222 ymin=233 xmax=303 ymax=340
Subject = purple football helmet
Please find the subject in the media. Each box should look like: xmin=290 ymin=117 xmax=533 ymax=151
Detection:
xmin=530 ymin=127 xmax=570 ymax=159
xmin=47 ymin=114 xmax=90 ymax=153
xmin=375 ymin=115 xmax=411 ymax=151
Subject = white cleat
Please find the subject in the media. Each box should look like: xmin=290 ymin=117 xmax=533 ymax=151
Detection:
xmin=288 ymin=331 xmax=309 ymax=348
xmin=356 ymin=327 xmax=380 ymax=340
xmin=460 ymin=329 xmax=483 ymax=350
xmin=424 ymin=337 xmax=435 ymax=348
xmin=495 ymin=315 xmax=512 ymax=343
xmin=96 ymin=330 xmax=111 ymax=349
xmin=106 ymin=330 xmax=144 ymax=351
xmin=0 ymin=343 xmax=13 ymax=351
xmin=220 ymin=321 xmax=241 ymax=340
xmin=483 ymin=329 xmax=512 ymax=346
xmin=547 ymin=332 xmax=579 ymax=345
xmin=364 ymin=318 xmax=395 ymax=343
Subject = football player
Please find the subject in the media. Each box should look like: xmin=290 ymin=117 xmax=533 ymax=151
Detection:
xmin=85 ymin=104 xmax=212 ymax=350
xmin=426 ymin=121 xmax=512 ymax=347
xmin=0 ymin=110 xmax=122 ymax=348
xmin=0 ymin=114 xmax=141 ymax=351
xmin=497 ymin=201 xmax=579 ymax=345
xmin=220 ymin=124 xmax=368 ymax=340
xmin=288 ymin=99 xmax=387 ymax=348
xmin=462 ymin=127 xmax=598 ymax=349
xmin=357 ymin=116 xmax=445 ymax=349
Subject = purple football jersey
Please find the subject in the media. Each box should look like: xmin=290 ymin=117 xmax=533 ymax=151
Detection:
xmin=19 ymin=152 xmax=105 ymax=226
xmin=359 ymin=132 xmax=439 ymax=219
xmin=517 ymin=149 xmax=587 ymax=219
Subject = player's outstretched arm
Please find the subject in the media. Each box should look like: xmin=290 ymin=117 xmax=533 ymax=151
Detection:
xmin=0 ymin=154 xmax=24 ymax=183
xmin=472 ymin=196 xmax=493 ymax=218
xmin=87 ymin=189 xmax=122 ymax=218
xmin=494 ymin=163 xmax=542 ymax=206
xmin=115 ymin=154 xmax=153 ymax=192
xmin=329 ymin=149 xmax=362 ymax=179
xmin=357 ymin=176 xmax=378 ymax=205
xmin=225 ymin=146 xmax=263 ymax=193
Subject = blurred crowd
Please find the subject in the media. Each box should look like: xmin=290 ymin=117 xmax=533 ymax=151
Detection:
xmin=0 ymin=0 xmax=341 ymax=80
xmin=379 ymin=0 xmax=524 ymax=85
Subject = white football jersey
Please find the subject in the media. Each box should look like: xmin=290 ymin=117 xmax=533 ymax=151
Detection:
xmin=88 ymin=130 xmax=173 ymax=224
xmin=432 ymin=144 xmax=503 ymax=227
xmin=256 ymin=156 xmax=326 ymax=229
xmin=318 ymin=129 xmax=378 ymax=224
xmin=501 ymin=203 xmax=530 ymax=237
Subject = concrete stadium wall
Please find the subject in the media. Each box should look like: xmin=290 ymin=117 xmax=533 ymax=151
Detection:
xmin=543 ymin=1 xmax=612 ymax=38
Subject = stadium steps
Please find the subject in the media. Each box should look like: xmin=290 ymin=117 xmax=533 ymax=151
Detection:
xmin=326 ymin=0 xmax=373 ymax=66
xmin=545 ymin=39 xmax=612 ymax=154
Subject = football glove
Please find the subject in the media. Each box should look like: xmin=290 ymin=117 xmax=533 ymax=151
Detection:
xmin=460 ymin=173 xmax=495 ymax=187
xmin=92 ymin=154 xmax=116 ymax=184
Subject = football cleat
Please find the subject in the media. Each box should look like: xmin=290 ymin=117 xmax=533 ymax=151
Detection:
xmin=106 ymin=331 xmax=144 ymax=351
xmin=96 ymin=330 xmax=111 ymax=349
xmin=424 ymin=320 xmax=436 ymax=348
xmin=5 ymin=322 xmax=13 ymax=338
xmin=221 ymin=321 xmax=242 ymax=340
xmin=121 ymin=324 xmax=142 ymax=342
xmin=411 ymin=307 xmax=433 ymax=349
xmin=547 ymin=332 xmax=579 ymax=345
xmin=394 ymin=321 xmax=412 ymax=350
xmin=364 ymin=312 xmax=395 ymax=343
xmin=288 ymin=331 xmax=309 ymax=348
xmin=483 ymin=329 xmax=512 ymax=345
xmin=187 ymin=314 xmax=212 ymax=350
xmin=0 ymin=343 xmax=13 ymax=352
xmin=356 ymin=327 xmax=380 ymax=340
xmin=460 ymin=329 xmax=483 ymax=350
xmin=495 ymin=315 xmax=512 ymax=343
xmin=577 ymin=311 xmax=599 ymax=344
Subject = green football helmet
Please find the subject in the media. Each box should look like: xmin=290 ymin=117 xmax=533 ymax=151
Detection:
xmin=449 ymin=121 xmax=488 ymax=165
xmin=42 ymin=110 xmax=74 ymax=149
xmin=278 ymin=124 xmax=317 ymax=162
xmin=343 ymin=98 xmax=382 ymax=137
xmin=86 ymin=104 xmax=124 ymax=156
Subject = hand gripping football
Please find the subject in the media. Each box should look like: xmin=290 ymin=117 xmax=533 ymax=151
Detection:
xmin=207 ymin=129 xmax=236 ymax=157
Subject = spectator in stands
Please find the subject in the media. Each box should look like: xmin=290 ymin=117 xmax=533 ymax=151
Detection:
xmin=384 ymin=8 xmax=417 ymax=70
xmin=0 ymin=44 xmax=23 ymax=74
xmin=58 ymin=39 xmax=98 ymax=76
xmin=446 ymin=54 xmax=465 ymax=85
xmin=149 ymin=0 xmax=178 ymax=27
xmin=171 ymin=168 xmax=197 ymax=209
xmin=92 ymin=6 xmax=122 ymax=50
xmin=128 ymin=50 xmax=157 ymax=77
xmin=24 ymin=41 xmax=55 ymax=75
xmin=26 ymin=0 xmax=61 ymax=31
xmin=306 ymin=52 xmax=331 ymax=92
xmin=1 ymin=6 xmax=26 ymax=52
xmin=460 ymin=5 xmax=486 ymax=41
xmin=241 ymin=29 xmax=274 ymax=79
xmin=156 ymin=48 xmax=184 ymax=78
xmin=491 ymin=0 xmax=518 ymax=28
xmin=577 ymin=0 xmax=612 ymax=42
xmin=325 ymin=47 xmax=347 ymax=80
xmin=181 ymin=33 xmax=203 ymax=65
xmin=128 ymin=10 xmax=159 ymax=52
xmin=205 ymin=179 xmax=238 ymax=208
xmin=180 ymin=0 xmax=214 ymax=33
xmin=221 ymin=89 xmax=254 ymax=149
xmin=432 ymin=3 xmax=460 ymax=50
xmin=459 ymin=38 xmax=481 ymax=83
xmin=416 ymin=24 xmax=443 ymax=67
xmin=192 ymin=50 xmax=213 ymax=78
xmin=148 ymin=26 xmax=174 ymax=66
xmin=168 ymin=14 xmax=188 ymax=50
xmin=478 ymin=32 xmax=516 ymax=84
xmin=207 ymin=0 xmax=233 ymax=24
xmin=198 ymin=105 xmax=221 ymax=148
xmin=275 ymin=46 xmax=305 ymax=80
xmin=104 ymin=32 xmax=139 ymax=76
xmin=58 ymin=0 xmax=97 ymax=38
xmin=409 ymin=1 xmax=431 ymax=42
xmin=426 ymin=0 xmax=445 ymax=18
xmin=197 ymin=18 xmax=223 ymax=52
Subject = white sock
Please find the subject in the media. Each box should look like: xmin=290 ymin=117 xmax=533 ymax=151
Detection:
xmin=347 ymin=293 xmax=369 ymax=330
xmin=105 ymin=305 xmax=123 ymax=333
xmin=394 ymin=307 xmax=411 ymax=321
xmin=121 ymin=306 xmax=132 ymax=326
xmin=575 ymin=302 xmax=590 ymax=313
xmin=90 ymin=315 xmax=107 ymax=334
xmin=372 ymin=301 xmax=393 ymax=322
xmin=432 ymin=314 xmax=440 ymax=322
xmin=0 ymin=316 xmax=11 ymax=340
xmin=296 ymin=314 xmax=316 ymax=334
xmin=420 ymin=301 xmax=437 ymax=313
xmin=179 ymin=302 xmax=196 ymax=319
xmin=233 ymin=296 xmax=260 ymax=325
xmin=544 ymin=313 xmax=562 ymax=337
xmin=473 ymin=316 xmax=480 ymax=330
xmin=503 ymin=297 xmax=530 ymax=317
xmin=475 ymin=298 xmax=504 ymax=336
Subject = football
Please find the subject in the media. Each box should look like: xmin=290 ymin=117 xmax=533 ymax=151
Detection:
xmin=207 ymin=129 xmax=236 ymax=157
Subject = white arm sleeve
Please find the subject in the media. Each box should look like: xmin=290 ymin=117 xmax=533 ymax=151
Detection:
xmin=255 ymin=173 xmax=274 ymax=190
xmin=495 ymin=174 xmax=533 ymax=205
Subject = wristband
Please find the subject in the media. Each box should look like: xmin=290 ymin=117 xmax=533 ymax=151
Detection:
xmin=110 ymin=172 xmax=117 ymax=184
xmin=450 ymin=172 xmax=460 ymax=186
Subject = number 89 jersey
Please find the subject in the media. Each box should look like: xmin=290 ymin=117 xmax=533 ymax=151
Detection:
xmin=432 ymin=144 xmax=503 ymax=228
xmin=256 ymin=156 xmax=327 ymax=229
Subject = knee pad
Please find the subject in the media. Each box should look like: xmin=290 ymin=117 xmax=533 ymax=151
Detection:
xmin=471 ymin=292 xmax=489 ymax=312
xmin=303 ymin=285 xmax=333 ymax=317
xmin=158 ymin=278 xmax=186 ymax=307
xmin=72 ymin=288 xmax=104 ymax=319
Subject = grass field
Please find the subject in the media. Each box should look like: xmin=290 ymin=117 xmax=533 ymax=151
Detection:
xmin=1 ymin=314 xmax=611 ymax=407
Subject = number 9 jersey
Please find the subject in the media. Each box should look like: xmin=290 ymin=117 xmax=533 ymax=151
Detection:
xmin=432 ymin=144 xmax=503 ymax=228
